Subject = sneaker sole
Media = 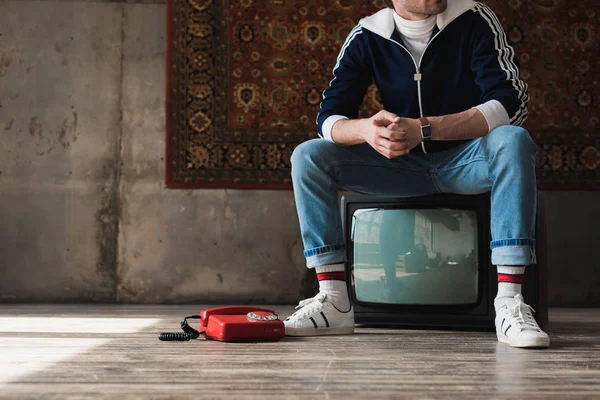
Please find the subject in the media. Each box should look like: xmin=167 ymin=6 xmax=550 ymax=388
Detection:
xmin=497 ymin=333 xmax=550 ymax=348
xmin=285 ymin=326 xmax=354 ymax=337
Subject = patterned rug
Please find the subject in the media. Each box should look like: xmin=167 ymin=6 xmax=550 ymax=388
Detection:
xmin=166 ymin=0 xmax=599 ymax=189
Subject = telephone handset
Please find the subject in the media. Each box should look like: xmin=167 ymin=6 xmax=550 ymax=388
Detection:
xmin=159 ymin=306 xmax=285 ymax=342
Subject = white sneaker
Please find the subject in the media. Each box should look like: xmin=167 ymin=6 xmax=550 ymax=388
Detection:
xmin=284 ymin=292 xmax=354 ymax=336
xmin=495 ymin=294 xmax=550 ymax=348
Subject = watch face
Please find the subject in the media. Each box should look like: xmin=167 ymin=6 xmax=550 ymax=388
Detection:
xmin=421 ymin=124 xmax=432 ymax=140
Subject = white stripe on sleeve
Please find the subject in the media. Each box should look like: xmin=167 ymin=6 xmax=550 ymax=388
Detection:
xmin=473 ymin=4 xmax=528 ymax=126
xmin=316 ymin=25 xmax=363 ymax=128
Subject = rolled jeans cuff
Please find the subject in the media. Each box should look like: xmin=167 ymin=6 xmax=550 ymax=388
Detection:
xmin=491 ymin=244 xmax=536 ymax=266
xmin=305 ymin=245 xmax=346 ymax=269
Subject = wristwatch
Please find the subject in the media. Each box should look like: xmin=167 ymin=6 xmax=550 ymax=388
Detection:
xmin=419 ymin=117 xmax=432 ymax=141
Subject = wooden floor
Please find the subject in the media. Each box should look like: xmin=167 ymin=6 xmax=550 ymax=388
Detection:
xmin=0 ymin=305 xmax=599 ymax=399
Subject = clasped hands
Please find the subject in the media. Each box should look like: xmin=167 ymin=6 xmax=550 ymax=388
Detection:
xmin=362 ymin=110 xmax=423 ymax=159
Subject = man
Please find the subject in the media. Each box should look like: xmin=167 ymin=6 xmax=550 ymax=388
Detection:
xmin=285 ymin=0 xmax=550 ymax=348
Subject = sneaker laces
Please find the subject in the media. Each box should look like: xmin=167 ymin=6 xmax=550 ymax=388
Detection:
xmin=506 ymin=294 xmax=539 ymax=331
xmin=291 ymin=292 xmax=327 ymax=319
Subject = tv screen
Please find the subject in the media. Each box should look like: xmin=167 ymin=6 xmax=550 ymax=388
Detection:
xmin=342 ymin=193 xmax=549 ymax=330
xmin=351 ymin=208 xmax=479 ymax=306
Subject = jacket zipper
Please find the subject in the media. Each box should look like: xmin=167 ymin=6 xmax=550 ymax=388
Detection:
xmin=383 ymin=29 xmax=444 ymax=154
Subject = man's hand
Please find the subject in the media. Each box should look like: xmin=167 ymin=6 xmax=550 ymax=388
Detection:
xmin=363 ymin=111 xmax=422 ymax=159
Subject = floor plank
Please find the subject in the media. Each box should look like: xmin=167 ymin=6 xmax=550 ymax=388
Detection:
xmin=0 ymin=305 xmax=598 ymax=399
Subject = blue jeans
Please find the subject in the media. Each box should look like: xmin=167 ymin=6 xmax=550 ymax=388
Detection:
xmin=291 ymin=126 xmax=537 ymax=268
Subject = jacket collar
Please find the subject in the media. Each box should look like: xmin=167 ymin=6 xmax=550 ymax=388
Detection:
xmin=360 ymin=0 xmax=476 ymax=39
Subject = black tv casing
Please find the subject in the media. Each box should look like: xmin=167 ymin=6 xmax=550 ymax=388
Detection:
xmin=341 ymin=193 xmax=548 ymax=331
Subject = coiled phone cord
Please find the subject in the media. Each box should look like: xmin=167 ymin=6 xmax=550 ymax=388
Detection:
xmin=158 ymin=315 xmax=201 ymax=341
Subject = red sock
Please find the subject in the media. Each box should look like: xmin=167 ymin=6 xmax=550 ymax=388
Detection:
xmin=496 ymin=265 xmax=525 ymax=299
xmin=316 ymin=271 xmax=345 ymax=282
xmin=314 ymin=264 xmax=349 ymax=310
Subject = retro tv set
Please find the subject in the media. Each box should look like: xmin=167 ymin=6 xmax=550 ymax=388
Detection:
xmin=341 ymin=193 xmax=548 ymax=330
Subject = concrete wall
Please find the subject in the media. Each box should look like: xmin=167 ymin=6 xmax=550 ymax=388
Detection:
xmin=0 ymin=0 xmax=598 ymax=306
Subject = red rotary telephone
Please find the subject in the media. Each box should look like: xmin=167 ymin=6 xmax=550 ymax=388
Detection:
xmin=159 ymin=306 xmax=285 ymax=342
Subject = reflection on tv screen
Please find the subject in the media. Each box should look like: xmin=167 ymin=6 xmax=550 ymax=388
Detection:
xmin=351 ymin=208 xmax=479 ymax=305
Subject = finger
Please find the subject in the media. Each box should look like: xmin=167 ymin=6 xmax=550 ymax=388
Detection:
xmin=378 ymin=147 xmax=408 ymax=159
xmin=375 ymin=135 xmax=405 ymax=149
xmin=376 ymin=146 xmax=395 ymax=159
xmin=372 ymin=118 xmax=392 ymax=127
xmin=376 ymin=126 xmax=407 ymax=141
xmin=388 ymin=130 xmax=407 ymax=141
xmin=389 ymin=149 xmax=411 ymax=158
xmin=386 ymin=123 xmax=407 ymax=135
xmin=376 ymin=139 xmax=408 ymax=155
xmin=377 ymin=110 xmax=401 ymax=123
xmin=375 ymin=127 xmax=392 ymax=139
xmin=373 ymin=136 xmax=391 ymax=150
xmin=381 ymin=140 xmax=409 ymax=152
xmin=385 ymin=122 xmax=398 ymax=133
xmin=372 ymin=110 xmax=400 ymax=126
xmin=375 ymin=140 xmax=391 ymax=153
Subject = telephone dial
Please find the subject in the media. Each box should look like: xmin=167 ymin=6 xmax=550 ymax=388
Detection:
xmin=159 ymin=306 xmax=285 ymax=342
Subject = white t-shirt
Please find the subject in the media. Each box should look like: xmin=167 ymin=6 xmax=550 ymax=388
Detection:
xmin=392 ymin=12 xmax=435 ymax=64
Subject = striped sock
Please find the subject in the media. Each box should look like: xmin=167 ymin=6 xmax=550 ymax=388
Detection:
xmin=495 ymin=265 xmax=526 ymax=306
xmin=315 ymin=263 xmax=350 ymax=311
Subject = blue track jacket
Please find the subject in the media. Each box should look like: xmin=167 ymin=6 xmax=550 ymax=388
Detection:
xmin=316 ymin=0 xmax=529 ymax=154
